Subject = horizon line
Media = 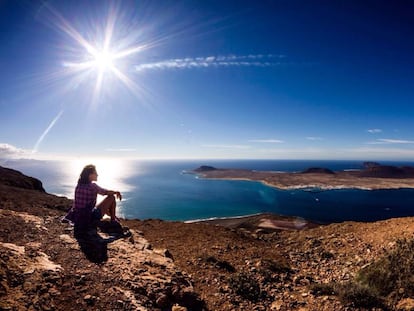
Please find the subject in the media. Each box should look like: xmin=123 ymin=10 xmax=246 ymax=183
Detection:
xmin=2 ymin=156 xmax=414 ymax=162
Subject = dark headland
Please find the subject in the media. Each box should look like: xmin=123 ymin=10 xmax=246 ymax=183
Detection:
xmin=193 ymin=162 xmax=414 ymax=190
xmin=3 ymin=164 xmax=414 ymax=310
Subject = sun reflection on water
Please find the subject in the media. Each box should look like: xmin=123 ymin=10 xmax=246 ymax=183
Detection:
xmin=71 ymin=158 xmax=134 ymax=188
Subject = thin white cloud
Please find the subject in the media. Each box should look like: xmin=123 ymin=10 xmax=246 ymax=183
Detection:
xmin=248 ymin=139 xmax=284 ymax=143
xmin=367 ymin=138 xmax=414 ymax=145
xmin=201 ymin=144 xmax=251 ymax=149
xmin=0 ymin=143 xmax=67 ymax=161
xmin=306 ymin=137 xmax=323 ymax=141
xmin=135 ymin=54 xmax=286 ymax=72
xmin=380 ymin=139 xmax=414 ymax=144
xmin=0 ymin=143 xmax=28 ymax=158
xmin=32 ymin=110 xmax=64 ymax=153
xmin=367 ymin=129 xmax=382 ymax=134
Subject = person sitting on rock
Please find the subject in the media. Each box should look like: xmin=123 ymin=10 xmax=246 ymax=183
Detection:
xmin=66 ymin=164 xmax=122 ymax=234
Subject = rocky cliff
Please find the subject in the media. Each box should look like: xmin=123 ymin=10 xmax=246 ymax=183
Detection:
xmin=0 ymin=166 xmax=45 ymax=192
xmin=2 ymin=165 xmax=414 ymax=310
xmin=0 ymin=166 xmax=202 ymax=311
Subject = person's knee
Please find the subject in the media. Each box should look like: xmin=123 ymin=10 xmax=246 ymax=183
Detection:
xmin=106 ymin=194 xmax=115 ymax=203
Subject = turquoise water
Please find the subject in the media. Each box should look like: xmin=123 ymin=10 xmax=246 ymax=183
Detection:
xmin=4 ymin=159 xmax=414 ymax=223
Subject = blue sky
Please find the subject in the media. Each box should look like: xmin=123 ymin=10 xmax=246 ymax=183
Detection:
xmin=1 ymin=0 xmax=414 ymax=160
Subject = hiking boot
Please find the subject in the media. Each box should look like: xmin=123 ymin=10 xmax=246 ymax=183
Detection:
xmin=122 ymin=229 xmax=132 ymax=238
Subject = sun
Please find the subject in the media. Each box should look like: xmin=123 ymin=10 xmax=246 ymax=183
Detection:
xmin=48 ymin=3 xmax=149 ymax=105
xmin=93 ymin=50 xmax=115 ymax=72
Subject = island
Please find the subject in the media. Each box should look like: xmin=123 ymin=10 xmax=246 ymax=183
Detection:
xmin=193 ymin=163 xmax=414 ymax=190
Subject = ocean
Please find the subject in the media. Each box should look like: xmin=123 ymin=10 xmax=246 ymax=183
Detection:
xmin=3 ymin=159 xmax=414 ymax=223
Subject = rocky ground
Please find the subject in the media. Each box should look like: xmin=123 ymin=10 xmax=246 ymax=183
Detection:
xmin=2 ymin=166 xmax=414 ymax=310
xmin=127 ymin=216 xmax=414 ymax=311
xmin=0 ymin=181 xmax=202 ymax=311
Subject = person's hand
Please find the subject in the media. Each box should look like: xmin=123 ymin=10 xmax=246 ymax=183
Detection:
xmin=116 ymin=191 xmax=122 ymax=201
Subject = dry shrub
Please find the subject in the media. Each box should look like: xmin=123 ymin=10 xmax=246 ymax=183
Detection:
xmin=309 ymin=282 xmax=337 ymax=296
xmin=228 ymin=272 xmax=262 ymax=302
xmin=333 ymin=238 xmax=414 ymax=309
xmin=357 ymin=238 xmax=414 ymax=298
xmin=337 ymin=282 xmax=385 ymax=309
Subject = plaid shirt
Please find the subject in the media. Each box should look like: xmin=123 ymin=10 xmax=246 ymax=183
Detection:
xmin=73 ymin=182 xmax=108 ymax=211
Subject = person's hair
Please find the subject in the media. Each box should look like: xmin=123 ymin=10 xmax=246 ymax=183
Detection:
xmin=78 ymin=164 xmax=96 ymax=184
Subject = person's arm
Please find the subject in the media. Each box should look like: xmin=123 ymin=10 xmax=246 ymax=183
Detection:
xmin=93 ymin=183 xmax=122 ymax=200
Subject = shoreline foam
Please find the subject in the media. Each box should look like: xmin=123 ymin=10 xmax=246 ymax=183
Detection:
xmin=184 ymin=212 xmax=263 ymax=224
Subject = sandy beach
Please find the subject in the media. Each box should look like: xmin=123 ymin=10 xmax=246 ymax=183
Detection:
xmin=191 ymin=212 xmax=321 ymax=231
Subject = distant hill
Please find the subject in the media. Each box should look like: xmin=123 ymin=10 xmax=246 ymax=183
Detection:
xmin=193 ymin=165 xmax=218 ymax=172
xmin=301 ymin=167 xmax=335 ymax=174
xmin=359 ymin=165 xmax=414 ymax=178
xmin=0 ymin=165 xmax=45 ymax=192
xmin=363 ymin=161 xmax=381 ymax=168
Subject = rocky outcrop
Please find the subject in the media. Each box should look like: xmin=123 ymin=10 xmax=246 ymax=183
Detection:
xmin=0 ymin=165 xmax=45 ymax=192
xmin=0 ymin=210 xmax=203 ymax=311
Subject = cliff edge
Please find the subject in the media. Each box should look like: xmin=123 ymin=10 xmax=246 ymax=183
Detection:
xmin=0 ymin=166 xmax=202 ymax=311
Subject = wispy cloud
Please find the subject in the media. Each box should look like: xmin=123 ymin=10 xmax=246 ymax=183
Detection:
xmin=135 ymin=54 xmax=287 ymax=72
xmin=367 ymin=138 xmax=414 ymax=145
xmin=306 ymin=136 xmax=323 ymax=141
xmin=367 ymin=129 xmax=382 ymax=134
xmin=248 ymin=139 xmax=284 ymax=143
xmin=32 ymin=110 xmax=64 ymax=153
xmin=201 ymin=144 xmax=251 ymax=149
xmin=0 ymin=143 xmax=28 ymax=158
